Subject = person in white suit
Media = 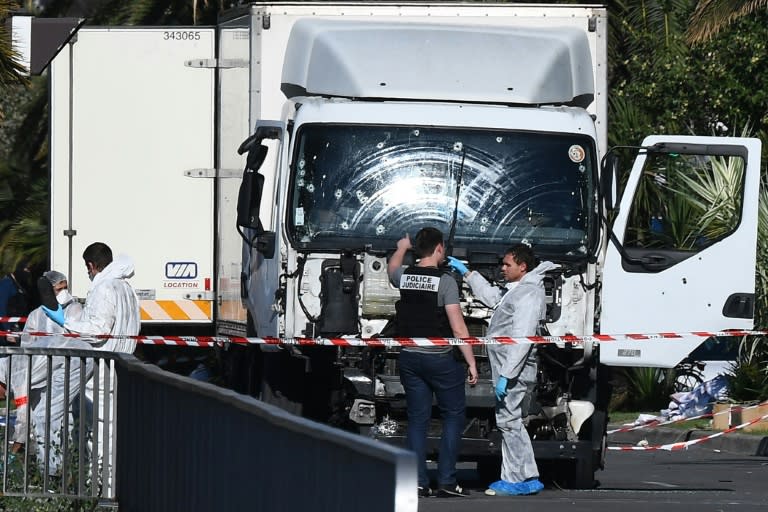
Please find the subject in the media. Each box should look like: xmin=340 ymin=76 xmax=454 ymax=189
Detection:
xmin=448 ymin=244 xmax=556 ymax=496
xmin=0 ymin=270 xmax=92 ymax=477
xmin=43 ymin=243 xmax=140 ymax=496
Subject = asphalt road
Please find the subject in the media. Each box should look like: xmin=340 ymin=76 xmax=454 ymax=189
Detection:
xmin=418 ymin=435 xmax=768 ymax=511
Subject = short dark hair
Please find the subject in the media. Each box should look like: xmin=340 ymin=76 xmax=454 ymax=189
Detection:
xmin=505 ymin=244 xmax=538 ymax=272
xmin=83 ymin=242 xmax=113 ymax=272
xmin=413 ymin=227 xmax=444 ymax=259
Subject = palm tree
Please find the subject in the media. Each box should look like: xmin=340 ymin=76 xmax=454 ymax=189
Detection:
xmin=0 ymin=76 xmax=49 ymax=271
xmin=0 ymin=0 xmax=29 ymax=106
xmin=687 ymin=0 xmax=768 ymax=43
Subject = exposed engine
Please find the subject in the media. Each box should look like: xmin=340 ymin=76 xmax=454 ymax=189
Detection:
xmin=257 ymin=249 xmax=607 ymax=487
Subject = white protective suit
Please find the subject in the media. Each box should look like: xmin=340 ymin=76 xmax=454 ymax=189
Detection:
xmin=465 ymin=261 xmax=557 ymax=484
xmin=61 ymin=254 xmax=140 ymax=497
xmin=63 ymin=254 xmax=141 ymax=354
xmin=4 ymin=298 xmax=93 ymax=476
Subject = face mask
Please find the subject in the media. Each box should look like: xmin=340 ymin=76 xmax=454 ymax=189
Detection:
xmin=56 ymin=290 xmax=73 ymax=306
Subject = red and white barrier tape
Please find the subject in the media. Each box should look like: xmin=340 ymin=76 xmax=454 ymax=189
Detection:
xmin=607 ymin=400 xmax=768 ymax=434
xmin=608 ymin=414 xmax=705 ymax=435
xmin=0 ymin=317 xmax=26 ymax=323
xmin=607 ymin=411 xmax=768 ymax=451
xmin=4 ymin=325 xmax=766 ymax=448
xmin=607 ymin=413 xmax=709 ymax=435
xmin=1 ymin=329 xmax=767 ymax=346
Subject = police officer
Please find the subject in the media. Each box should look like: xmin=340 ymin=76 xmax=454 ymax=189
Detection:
xmin=388 ymin=227 xmax=477 ymax=498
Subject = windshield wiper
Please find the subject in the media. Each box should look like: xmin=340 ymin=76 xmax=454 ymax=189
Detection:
xmin=446 ymin=146 xmax=466 ymax=256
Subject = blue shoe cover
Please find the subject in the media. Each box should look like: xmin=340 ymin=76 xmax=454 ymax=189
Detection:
xmin=485 ymin=478 xmax=543 ymax=496
xmin=486 ymin=480 xmax=508 ymax=494
xmin=522 ymin=478 xmax=544 ymax=494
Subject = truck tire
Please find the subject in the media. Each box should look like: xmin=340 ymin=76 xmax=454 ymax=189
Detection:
xmin=570 ymin=454 xmax=597 ymax=489
xmin=222 ymin=311 xmax=263 ymax=397
xmin=260 ymin=348 xmax=306 ymax=416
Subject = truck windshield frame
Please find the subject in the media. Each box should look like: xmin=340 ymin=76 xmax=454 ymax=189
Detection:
xmin=286 ymin=123 xmax=598 ymax=256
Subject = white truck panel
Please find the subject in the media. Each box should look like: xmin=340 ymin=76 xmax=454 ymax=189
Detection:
xmin=216 ymin=18 xmax=252 ymax=328
xmin=50 ymin=28 xmax=216 ymax=323
xmin=282 ymin=20 xmax=594 ymax=106
xmin=277 ymin=99 xmax=597 ymax=133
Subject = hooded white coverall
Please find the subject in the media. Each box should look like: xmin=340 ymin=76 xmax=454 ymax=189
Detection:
xmin=63 ymin=254 xmax=140 ymax=354
xmin=61 ymin=254 xmax=140 ymax=495
xmin=4 ymin=298 xmax=92 ymax=476
xmin=465 ymin=261 xmax=557 ymax=484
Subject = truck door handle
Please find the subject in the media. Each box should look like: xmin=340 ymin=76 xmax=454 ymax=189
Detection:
xmin=641 ymin=254 xmax=669 ymax=267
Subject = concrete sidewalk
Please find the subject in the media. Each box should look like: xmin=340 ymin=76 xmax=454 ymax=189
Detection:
xmin=608 ymin=424 xmax=768 ymax=456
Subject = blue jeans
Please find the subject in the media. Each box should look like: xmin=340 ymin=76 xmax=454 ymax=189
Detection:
xmin=399 ymin=349 xmax=466 ymax=488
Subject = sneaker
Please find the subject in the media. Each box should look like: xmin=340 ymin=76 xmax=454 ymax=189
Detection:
xmin=484 ymin=478 xmax=544 ymax=496
xmin=436 ymin=483 xmax=469 ymax=497
xmin=417 ymin=486 xmax=433 ymax=498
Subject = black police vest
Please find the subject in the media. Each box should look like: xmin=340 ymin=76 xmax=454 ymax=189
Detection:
xmin=396 ymin=266 xmax=452 ymax=337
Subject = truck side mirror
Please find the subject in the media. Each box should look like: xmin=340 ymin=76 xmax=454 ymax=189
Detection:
xmin=236 ymin=170 xmax=265 ymax=231
xmin=236 ymin=120 xmax=283 ymax=255
xmin=236 ymin=120 xmax=283 ymax=230
xmin=236 ymin=170 xmax=276 ymax=258
xmin=600 ymin=152 xmax=619 ymax=214
xmin=245 ymin=144 xmax=268 ymax=172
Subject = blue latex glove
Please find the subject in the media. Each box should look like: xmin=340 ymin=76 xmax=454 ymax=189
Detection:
xmin=42 ymin=304 xmax=65 ymax=327
xmin=495 ymin=376 xmax=509 ymax=401
xmin=446 ymin=256 xmax=469 ymax=276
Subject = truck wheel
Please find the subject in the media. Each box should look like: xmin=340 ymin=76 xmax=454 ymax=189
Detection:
xmin=570 ymin=454 xmax=597 ymax=489
xmin=220 ymin=311 xmax=262 ymax=397
xmin=476 ymin=456 xmax=502 ymax=484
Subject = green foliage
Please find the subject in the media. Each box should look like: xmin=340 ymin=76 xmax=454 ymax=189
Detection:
xmin=0 ymin=84 xmax=35 ymax=158
xmin=725 ymin=336 xmax=768 ymax=402
xmin=623 ymin=148 xmax=745 ymax=251
xmin=0 ymin=77 xmax=50 ymax=272
xmin=687 ymin=0 xmax=768 ymax=44
xmin=0 ymin=0 xmax=29 ymax=95
xmin=755 ymin=176 xmax=768 ymax=330
xmin=0 ymin=496 xmax=98 ymax=511
xmin=607 ymin=95 xmax=653 ymax=149
xmin=88 ymin=0 xmax=221 ymax=26
xmin=609 ymin=5 xmax=768 ymax=163
xmin=621 ymin=366 xmax=677 ymax=411
xmin=668 ymin=155 xmax=744 ymax=242
xmin=0 ymin=418 xmax=99 ymax=510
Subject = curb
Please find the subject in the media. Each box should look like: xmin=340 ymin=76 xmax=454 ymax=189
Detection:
xmin=608 ymin=426 xmax=768 ymax=456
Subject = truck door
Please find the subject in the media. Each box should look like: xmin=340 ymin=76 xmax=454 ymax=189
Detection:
xmin=49 ymin=27 xmax=216 ymax=327
xmin=600 ymin=135 xmax=762 ymax=366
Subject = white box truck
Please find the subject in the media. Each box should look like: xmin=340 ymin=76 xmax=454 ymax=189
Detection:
xmin=49 ymin=26 xmax=218 ymax=331
xmin=44 ymin=2 xmax=762 ymax=488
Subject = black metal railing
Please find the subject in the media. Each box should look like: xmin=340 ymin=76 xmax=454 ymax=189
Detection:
xmin=0 ymin=346 xmax=417 ymax=511
xmin=0 ymin=345 xmax=115 ymax=505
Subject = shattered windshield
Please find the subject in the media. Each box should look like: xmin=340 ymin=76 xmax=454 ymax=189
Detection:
xmin=287 ymin=124 xmax=596 ymax=255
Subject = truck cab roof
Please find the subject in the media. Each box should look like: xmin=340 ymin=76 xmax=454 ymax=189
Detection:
xmin=280 ymin=18 xmax=595 ymax=108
